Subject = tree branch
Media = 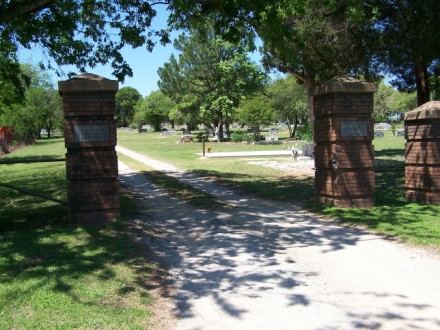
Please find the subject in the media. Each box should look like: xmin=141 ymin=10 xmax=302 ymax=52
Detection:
xmin=1 ymin=0 xmax=54 ymax=24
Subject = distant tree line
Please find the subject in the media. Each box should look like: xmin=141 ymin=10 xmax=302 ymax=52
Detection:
xmin=0 ymin=64 xmax=63 ymax=143
xmin=0 ymin=0 xmax=435 ymax=143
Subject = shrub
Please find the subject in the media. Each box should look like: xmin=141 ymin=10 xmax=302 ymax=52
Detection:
xmin=298 ymin=122 xmax=314 ymax=141
xmin=195 ymin=132 xmax=205 ymax=142
xmin=230 ymin=131 xmax=248 ymax=143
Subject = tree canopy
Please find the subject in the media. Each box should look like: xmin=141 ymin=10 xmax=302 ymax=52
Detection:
xmin=115 ymin=86 xmax=142 ymax=128
xmin=2 ymin=0 xmax=439 ymax=113
xmin=170 ymin=0 xmax=439 ymax=106
xmin=0 ymin=0 xmax=171 ymax=100
xmin=158 ymin=23 xmax=266 ymax=140
xmin=134 ymin=90 xmax=175 ymax=131
xmin=235 ymin=93 xmax=275 ymax=141
xmin=0 ymin=64 xmax=63 ymax=142
xmin=372 ymin=0 xmax=440 ymax=105
xmin=267 ymin=75 xmax=308 ymax=138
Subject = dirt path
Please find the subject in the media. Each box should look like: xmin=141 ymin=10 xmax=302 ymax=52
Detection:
xmin=117 ymin=146 xmax=440 ymax=330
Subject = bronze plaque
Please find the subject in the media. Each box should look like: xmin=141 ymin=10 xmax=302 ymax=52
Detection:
xmin=341 ymin=121 xmax=368 ymax=137
xmin=74 ymin=124 xmax=109 ymax=142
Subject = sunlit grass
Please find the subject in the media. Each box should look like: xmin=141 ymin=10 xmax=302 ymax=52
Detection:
xmin=117 ymin=129 xmax=439 ymax=249
xmin=0 ymin=138 xmax=156 ymax=328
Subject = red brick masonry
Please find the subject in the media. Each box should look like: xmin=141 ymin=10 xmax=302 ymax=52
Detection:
xmin=313 ymin=77 xmax=377 ymax=208
xmin=404 ymin=103 xmax=440 ymax=205
xmin=59 ymin=74 xmax=120 ymax=226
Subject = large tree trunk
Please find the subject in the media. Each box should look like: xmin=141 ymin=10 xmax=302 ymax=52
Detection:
xmin=415 ymin=62 xmax=430 ymax=106
xmin=287 ymin=71 xmax=316 ymax=138
xmin=215 ymin=112 xmax=223 ymax=142
xmin=303 ymin=76 xmax=316 ymax=136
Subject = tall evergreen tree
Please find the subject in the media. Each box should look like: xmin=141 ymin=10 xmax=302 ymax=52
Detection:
xmin=372 ymin=0 xmax=440 ymax=105
xmin=158 ymin=23 xmax=266 ymax=140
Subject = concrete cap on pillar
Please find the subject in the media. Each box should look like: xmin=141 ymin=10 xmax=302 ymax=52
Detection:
xmin=404 ymin=101 xmax=440 ymax=121
xmin=58 ymin=73 xmax=119 ymax=95
xmin=312 ymin=75 xmax=377 ymax=96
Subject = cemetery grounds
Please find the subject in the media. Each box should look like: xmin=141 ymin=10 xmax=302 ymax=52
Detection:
xmin=0 ymin=127 xmax=439 ymax=328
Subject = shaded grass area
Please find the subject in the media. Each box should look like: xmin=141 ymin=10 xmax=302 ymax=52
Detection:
xmin=119 ymin=154 xmax=227 ymax=209
xmin=311 ymin=172 xmax=440 ymax=248
xmin=0 ymin=139 xmax=158 ymax=328
xmin=0 ymin=137 xmax=67 ymax=164
xmin=193 ymin=168 xmax=315 ymax=203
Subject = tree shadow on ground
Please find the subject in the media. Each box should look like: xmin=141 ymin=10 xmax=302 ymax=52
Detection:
xmin=0 ymin=180 xmax=165 ymax=327
xmin=375 ymin=148 xmax=405 ymax=158
xmin=0 ymin=155 xmax=65 ymax=164
xmin=119 ymin=168 xmax=439 ymax=329
xmin=189 ymin=168 xmax=315 ymax=204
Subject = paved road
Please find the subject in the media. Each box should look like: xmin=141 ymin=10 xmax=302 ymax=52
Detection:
xmin=117 ymin=146 xmax=440 ymax=330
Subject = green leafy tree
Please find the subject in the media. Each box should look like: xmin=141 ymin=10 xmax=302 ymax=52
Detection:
xmin=0 ymin=64 xmax=62 ymax=142
xmin=267 ymin=76 xmax=308 ymax=138
xmin=28 ymin=88 xmax=63 ymax=138
xmin=373 ymin=81 xmax=416 ymax=123
xmin=115 ymin=86 xmax=142 ymax=128
xmin=158 ymin=23 xmax=266 ymax=141
xmin=170 ymin=1 xmax=378 ymax=123
xmin=235 ymin=93 xmax=276 ymax=141
xmin=372 ymin=0 xmax=440 ymax=106
xmin=134 ymin=90 xmax=175 ymax=131
xmin=0 ymin=48 xmax=30 ymax=109
xmin=374 ymin=81 xmax=398 ymax=123
xmin=429 ymin=63 xmax=440 ymax=101
xmin=0 ymin=0 xmax=171 ymax=100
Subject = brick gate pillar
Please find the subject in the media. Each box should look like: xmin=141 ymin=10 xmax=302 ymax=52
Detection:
xmin=313 ymin=76 xmax=377 ymax=208
xmin=404 ymin=101 xmax=440 ymax=204
xmin=58 ymin=74 xmax=120 ymax=226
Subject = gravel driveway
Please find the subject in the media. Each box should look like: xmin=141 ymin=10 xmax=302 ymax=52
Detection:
xmin=117 ymin=146 xmax=440 ymax=330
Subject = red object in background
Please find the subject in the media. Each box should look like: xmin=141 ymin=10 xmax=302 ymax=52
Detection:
xmin=0 ymin=126 xmax=13 ymax=146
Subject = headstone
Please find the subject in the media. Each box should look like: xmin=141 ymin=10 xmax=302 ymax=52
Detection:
xmin=374 ymin=123 xmax=391 ymax=130
xmin=302 ymin=143 xmax=315 ymax=158
xmin=59 ymin=74 xmax=119 ymax=226
xmin=269 ymin=128 xmax=279 ymax=135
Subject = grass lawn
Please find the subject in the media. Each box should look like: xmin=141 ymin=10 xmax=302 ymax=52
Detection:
xmin=0 ymin=138 xmax=159 ymax=329
xmin=117 ymin=129 xmax=440 ymax=250
xmin=1 ymin=129 xmax=438 ymax=327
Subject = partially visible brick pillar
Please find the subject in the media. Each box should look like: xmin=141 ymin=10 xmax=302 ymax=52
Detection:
xmin=313 ymin=76 xmax=377 ymax=208
xmin=59 ymin=74 xmax=119 ymax=226
xmin=405 ymin=101 xmax=440 ymax=205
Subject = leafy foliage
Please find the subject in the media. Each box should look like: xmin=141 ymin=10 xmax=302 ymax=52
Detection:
xmin=373 ymin=81 xmax=416 ymax=122
xmin=115 ymin=86 xmax=142 ymax=128
xmin=236 ymin=93 xmax=275 ymax=141
xmin=0 ymin=64 xmax=63 ymax=142
xmin=372 ymin=0 xmax=440 ymax=105
xmin=158 ymin=22 xmax=266 ymax=140
xmin=170 ymin=1 xmax=378 ymax=87
xmin=0 ymin=0 xmax=171 ymax=99
xmin=134 ymin=90 xmax=175 ymax=131
xmin=267 ymin=75 xmax=308 ymax=138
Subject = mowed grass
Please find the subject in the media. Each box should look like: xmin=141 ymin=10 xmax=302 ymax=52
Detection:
xmin=0 ymin=138 xmax=158 ymax=329
xmin=117 ymin=129 xmax=440 ymax=249
xmin=118 ymin=129 xmax=315 ymax=202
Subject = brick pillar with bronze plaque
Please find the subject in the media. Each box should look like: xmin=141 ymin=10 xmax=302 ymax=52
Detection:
xmin=58 ymin=74 xmax=119 ymax=226
xmin=405 ymin=101 xmax=440 ymax=205
xmin=313 ymin=76 xmax=377 ymax=208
